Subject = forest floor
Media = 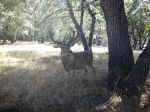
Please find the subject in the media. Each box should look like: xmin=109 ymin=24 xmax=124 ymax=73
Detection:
xmin=0 ymin=42 xmax=149 ymax=112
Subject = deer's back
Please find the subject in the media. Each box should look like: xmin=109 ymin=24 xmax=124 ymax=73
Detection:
xmin=61 ymin=51 xmax=93 ymax=71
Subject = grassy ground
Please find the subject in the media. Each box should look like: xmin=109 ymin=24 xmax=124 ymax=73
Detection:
xmin=0 ymin=43 xmax=149 ymax=112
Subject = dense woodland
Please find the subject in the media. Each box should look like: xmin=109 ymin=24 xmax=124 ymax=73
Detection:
xmin=0 ymin=0 xmax=150 ymax=111
xmin=0 ymin=0 xmax=149 ymax=49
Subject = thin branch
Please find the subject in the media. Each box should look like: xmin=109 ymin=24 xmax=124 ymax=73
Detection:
xmin=21 ymin=0 xmax=27 ymax=8
xmin=66 ymin=0 xmax=80 ymax=30
xmin=86 ymin=1 xmax=96 ymax=47
xmin=31 ymin=0 xmax=42 ymax=14
xmin=80 ymin=0 xmax=85 ymax=29
xmin=39 ymin=8 xmax=67 ymax=25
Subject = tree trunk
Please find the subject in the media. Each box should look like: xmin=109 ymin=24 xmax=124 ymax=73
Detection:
xmin=131 ymin=19 xmax=137 ymax=49
xmin=121 ymin=40 xmax=150 ymax=96
xmin=80 ymin=0 xmax=84 ymax=29
xmin=2 ymin=36 xmax=6 ymax=45
xmin=100 ymin=0 xmax=134 ymax=89
xmin=87 ymin=3 xmax=96 ymax=49
xmin=66 ymin=0 xmax=96 ymax=51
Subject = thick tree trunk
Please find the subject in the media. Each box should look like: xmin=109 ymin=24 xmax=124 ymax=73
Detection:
xmin=121 ymin=40 xmax=150 ymax=96
xmin=100 ymin=0 xmax=134 ymax=89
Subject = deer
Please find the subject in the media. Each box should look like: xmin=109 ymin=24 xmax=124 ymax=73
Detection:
xmin=49 ymin=31 xmax=96 ymax=77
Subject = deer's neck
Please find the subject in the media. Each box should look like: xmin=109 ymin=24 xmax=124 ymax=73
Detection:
xmin=61 ymin=50 xmax=74 ymax=65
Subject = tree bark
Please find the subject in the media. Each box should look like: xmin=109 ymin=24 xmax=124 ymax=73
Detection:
xmin=100 ymin=0 xmax=134 ymax=89
xmin=121 ymin=40 xmax=150 ymax=96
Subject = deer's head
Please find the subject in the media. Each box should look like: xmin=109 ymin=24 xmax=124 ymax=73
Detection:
xmin=49 ymin=31 xmax=78 ymax=55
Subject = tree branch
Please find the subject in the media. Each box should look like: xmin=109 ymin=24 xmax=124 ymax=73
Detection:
xmin=66 ymin=0 xmax=81 ymax=30
xmin=66 ymin=0 xmax=89 ymax=51
xmin=31 ymin=0 xmax=42 ymax=14
xmin=80 ymin=0 xmax=85 ymax=29
xmin=86 ymin=1 xmax=96 ymax=47
xmin=39 ymin=8 xmax=66 ymax=25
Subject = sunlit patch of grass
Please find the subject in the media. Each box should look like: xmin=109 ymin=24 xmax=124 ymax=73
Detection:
xmin=0 ymin=51 xmax=61 ymax=72
xmin=4 ymin=51 xmax=36 ymax=60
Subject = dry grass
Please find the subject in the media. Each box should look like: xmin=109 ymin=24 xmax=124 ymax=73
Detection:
xmin=0 ymin=50 xmax=110 ymax=112
xmin=0 ymin=47 xmax=149 ymax=112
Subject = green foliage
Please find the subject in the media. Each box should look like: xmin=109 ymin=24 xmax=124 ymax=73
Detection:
xmin=145 ymin=21 xmax=150 ymax=37
xmin=0 ymin=0 xmax=42 ymax=42
xmin=127 ymin=1 xmax=150 ymax=49
xmin=125 ymin=0 xmax=141 ymax=14
xmin=0 ymin=0 xmax=148 ymax=46
xmin=0 ymin=0 xmax=105 ymax=44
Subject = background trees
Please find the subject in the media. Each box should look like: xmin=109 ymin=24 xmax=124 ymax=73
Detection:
xmin=127 ymin=0 xmax=150 ymax=49
xmin=0 ymin=0 xmax=149 ymax=47
xmin=0 ymin=0 xmax=40 ymax=43
xmin=0 ymin=0 xmax=107 ymax=46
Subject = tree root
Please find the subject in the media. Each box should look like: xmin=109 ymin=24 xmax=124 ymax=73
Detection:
xmin=92 ymin=93 xmax=122 ymax=112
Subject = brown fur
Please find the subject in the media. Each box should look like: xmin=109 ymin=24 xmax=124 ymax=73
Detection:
xmin=61 ymin=47 xmax=95 ymax=75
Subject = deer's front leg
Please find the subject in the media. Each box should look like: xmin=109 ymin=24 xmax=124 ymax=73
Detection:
xmin=64 ymin=67 xmax=70 ymax=82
